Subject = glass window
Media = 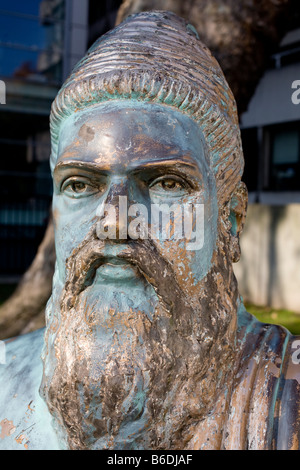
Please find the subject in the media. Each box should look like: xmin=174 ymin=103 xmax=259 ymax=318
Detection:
xmin=273 ymin=130 xmax=299 ymax=165
xmin=0 ymin=0 xmax=65 ymax=83
xmin=270 ymin=124 xmax=300 ymax=191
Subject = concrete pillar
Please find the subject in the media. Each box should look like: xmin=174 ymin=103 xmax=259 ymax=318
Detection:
xmin=63 ymin=0 xmax=89 ymax=80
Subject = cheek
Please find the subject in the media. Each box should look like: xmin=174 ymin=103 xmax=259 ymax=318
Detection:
xmin=155 ymin=193 xmax=218 ymax=287
xmin=161 ymin=240 xmax=197 ymax=286
xmin=54 ymin=194 xmax=99 ymax=234
xmin=191 ymin=194 xmax=218 ymax=280
xmin=52 ymin=195 xmax=99 ymax=280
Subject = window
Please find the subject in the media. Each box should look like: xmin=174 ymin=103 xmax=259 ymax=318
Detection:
xmin=270 ymin=125 xmax=300 ymax=191
xmin=0 ymin=0 xmax=65 ymax=84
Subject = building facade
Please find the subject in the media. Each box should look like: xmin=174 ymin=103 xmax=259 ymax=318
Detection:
xmin=0 ymin=0 xmax=113 ymax=279
xmin=235 ymin=14 xmax=300 ymax=312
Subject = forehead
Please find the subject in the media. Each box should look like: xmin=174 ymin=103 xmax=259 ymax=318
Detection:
xmin=56 ymin=101 xmax=209 ymax=170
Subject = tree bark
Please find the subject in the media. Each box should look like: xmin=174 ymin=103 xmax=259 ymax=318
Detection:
xmin=116 ymin=0 xmax=292 ymax=114
xmin=0 ymin=215 xmax=55 ymax=340
xmin=0 ymin=0 xmax=293 ymax=338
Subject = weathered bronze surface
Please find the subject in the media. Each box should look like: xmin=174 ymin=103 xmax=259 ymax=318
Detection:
xmin=0 ymin=11 xmax=300 ymax=450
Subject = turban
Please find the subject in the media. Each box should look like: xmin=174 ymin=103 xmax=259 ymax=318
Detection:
xmin=50 ymin=10 xmax=244 ymax=204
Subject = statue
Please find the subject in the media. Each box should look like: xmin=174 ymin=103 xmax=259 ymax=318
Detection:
xmin=1 ymin=11 xmax=299 ymax=451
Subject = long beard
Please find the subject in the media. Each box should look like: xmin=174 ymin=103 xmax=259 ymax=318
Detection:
xmin=40 ymin=223 xmax=239 ymax=450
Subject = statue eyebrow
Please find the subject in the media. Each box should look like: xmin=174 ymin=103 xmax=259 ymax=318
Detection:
xmin=129 ymin=159 xmax=199 ymax=171
xmin=53 ymin=161 xmax=111 ymax=178
xmin=129 ymin=159 xmax=202 ymax=181
xmin=130 ymin=160 xmax=203 ymax=189
xmin=54 ymin=158 xmax=200 ymax=176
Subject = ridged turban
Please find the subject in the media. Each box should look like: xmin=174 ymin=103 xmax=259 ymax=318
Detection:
xmin=50 ymin=10 xmax=244 ymax=204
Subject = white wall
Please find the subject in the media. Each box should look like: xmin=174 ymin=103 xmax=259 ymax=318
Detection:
xmin=234 ymin=204 xmax=300 ymax=313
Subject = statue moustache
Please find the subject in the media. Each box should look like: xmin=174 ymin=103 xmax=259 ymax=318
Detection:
xmin=40 ymin=222 xmax=239 ymax=450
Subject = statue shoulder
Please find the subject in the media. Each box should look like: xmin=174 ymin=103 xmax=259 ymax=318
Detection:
xmin=235 ymin=303 xmax=300 ymax=449
xmin=0 ymin=328 xmax=45 ymax=397
xmin=276 ymin=332 xmax=300 ymax=450
xmin=0 ymin=329 xmax=59 ymax=450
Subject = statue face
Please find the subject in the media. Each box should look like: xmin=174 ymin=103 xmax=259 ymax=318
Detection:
xmin=42 ymin=100 xmax=237 ymax=450
xmin=52 ymin=100 xmax=218 ymax=290
xmin=41 ymin=10 xmax=246 ymax=449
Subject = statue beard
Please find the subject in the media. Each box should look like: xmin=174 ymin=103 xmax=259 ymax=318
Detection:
xmin=40 ymin=219 xmax=239 ymax=450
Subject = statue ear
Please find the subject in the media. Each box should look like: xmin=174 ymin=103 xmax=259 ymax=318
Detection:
xmin=228 ymin=182 xmax=248 ymax=263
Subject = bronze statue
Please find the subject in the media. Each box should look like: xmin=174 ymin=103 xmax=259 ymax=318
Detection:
xmin=0 ymin=11 xmax=299 ymax=450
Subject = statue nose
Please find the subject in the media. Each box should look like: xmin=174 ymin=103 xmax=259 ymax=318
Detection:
xmin=96 ymin=182 xmax=129 ymax=241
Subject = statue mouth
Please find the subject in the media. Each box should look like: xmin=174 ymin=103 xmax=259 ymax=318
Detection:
xmin=93 ymin=256 xmax=139 ymax=282
xmin=62 ymin=235 xmax=174 ymax=310
xmin=102 ymin=256 xmax=132 ymax=266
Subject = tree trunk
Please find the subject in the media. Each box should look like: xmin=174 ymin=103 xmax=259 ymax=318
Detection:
xmin=0 ymin=215 xmax=55 ymax=340
xmin=0 ymin=0 xmax=293 ymax=338
xmin=116 ymin=0 xmax=292 ymax=115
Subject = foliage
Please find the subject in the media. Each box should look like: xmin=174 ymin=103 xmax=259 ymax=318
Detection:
xmin=246 ymin=303 xmax=300 ymax=335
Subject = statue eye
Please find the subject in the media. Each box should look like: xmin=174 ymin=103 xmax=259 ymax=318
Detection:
xmin=70 ymin=182 xmax=86 ymax=193
xmin=61 ymin=177 xmax=99 ymax=198
xmin=149 ymin=175 xmax=189 ymax=196
xmin=160 ymin=179 xmax=183 ymax=191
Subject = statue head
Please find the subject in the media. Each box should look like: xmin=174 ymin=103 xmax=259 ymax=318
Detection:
xmin=41 ymin=11 xmax=248 ymax=450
